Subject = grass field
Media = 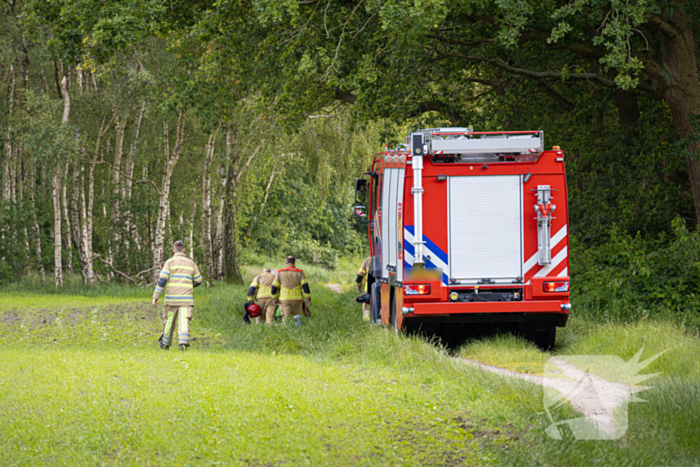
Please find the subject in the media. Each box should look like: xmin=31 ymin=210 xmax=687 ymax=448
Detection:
xmin=1 ymin=262 xmax=699 ymax=466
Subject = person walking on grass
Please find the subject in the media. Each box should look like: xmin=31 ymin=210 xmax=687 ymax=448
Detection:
xmin=247 ymin=268 xmax=277 ymax=324
xmin=271 ymin=256 xmax=311 ymax=325
xmin=153 ymin=240 xmax=203 ymax=350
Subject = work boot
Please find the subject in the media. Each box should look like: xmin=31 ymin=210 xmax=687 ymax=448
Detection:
xmin=293 ymin=315 xmax=303 ymax=326
xmin=179 ymin=344 xmax=189 ymax=351
xmin=158 ymin=335 xmax=169 ymax=350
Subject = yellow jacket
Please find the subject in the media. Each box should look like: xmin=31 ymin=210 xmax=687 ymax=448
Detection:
xmin=271 ymin=267 xmax=311 ymax=302
xmin=153 ymin=253 xmax=203 ymax=306
xmin=248 ymin=272 xmax=276 ymax=301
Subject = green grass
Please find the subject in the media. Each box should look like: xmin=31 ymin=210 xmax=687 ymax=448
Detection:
xmin=0 ymin=345 xmax=523 ymax=466
xmin=0 ymin=275 xmax=153 ymax=299
xmin=457 ymin=334 xmax=548 ymax=374
xmin=457 ymin=318 xmax=700 ymax=382
xmin=456 ymin=314 xmax=700 ymax=466
xmin=0 ymin=293 xmax=144 ymax=310
xmin=0 ymin=272 xmax=541 ymax=466
xmin=1 ymin=265 xmax=699 ymax=466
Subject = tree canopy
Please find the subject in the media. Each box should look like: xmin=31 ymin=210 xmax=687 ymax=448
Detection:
xmin=1 ymin=0 xmax=699 ymax=313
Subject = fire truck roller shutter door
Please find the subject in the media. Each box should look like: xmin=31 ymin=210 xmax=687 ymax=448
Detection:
xmin=448 ymin=175 xmax=523 ymax=283
xmin=388 ymin=168 xmax=400 ymax=275
xmin=395 ymin=169 xmax=406 ymax=284
xmin=380 ymin=168 xmax=394 ymax=280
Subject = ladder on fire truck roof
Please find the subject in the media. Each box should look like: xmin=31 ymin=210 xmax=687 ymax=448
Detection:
xmin=413 ymin=128 xmax=544 ymax=155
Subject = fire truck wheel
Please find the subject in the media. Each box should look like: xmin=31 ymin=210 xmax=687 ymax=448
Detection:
xmin=533 ymin=327 xmax=556 ymax=351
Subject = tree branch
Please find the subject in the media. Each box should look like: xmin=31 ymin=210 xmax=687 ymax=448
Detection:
xmin=235 ymin=140 xmax=265 ymax=184
xmin=486 ymin=57 xmax=615 ymax=87
xmin=444 ymin=52 xmax=656 ymax=92
xmin=246 ymin=156 xmax=283 ymax=238
xmin=333 ymin=89 xmax=357 ymax=104
xmin=133 ymin=179 xmax=162 ymax=197
xmin=426 ymin=34 xmax=495 ymax=48
xmin=307 ymin=114 xmax=338 ymax=119
xmin=647 ymin=14 xmax=679 ymax=38
xmin=417 ymin=101 xmax=462 ymax=126
xmin=93 ymin=254 xmax=138 ymax=284
xmin=536 ymin=81 xmax=575 ymax=110
xmin=95 ymin=159 xmax=161 ymax=196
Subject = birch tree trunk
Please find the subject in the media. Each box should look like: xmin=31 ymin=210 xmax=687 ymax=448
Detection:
xmin=152 ymin=108 xmax=185 ymax=278
xmin=81 ymin=116 xmax=111 ymax=284
xmin=201 ymin=129 xmax=219 ymax=281
xmin=213 ymin=178 xmax=226 ymax=280
xmin=70 ymin=163 xmax=86 ymax=277
xmin=123 ymin=102 xmax=145 ymax=251
xmin=2 ymin=64 xmax=14 ymax=204
xmin=213 ymin=204 xmax=225 ymax=278
xmin=124 ymin=102 xmax=144 ymax=200
xmin=53 ymin=74 xmax=70 ymax=287
xmin=112 ymin=112 xmax=127 ymax=188
xmin=61 ymin=163 xmax=74 ymax=275
xmin=187 ymin=205 xmax=196 ymax=260
xmin=52 ymin=174 xmax=63 ymax=287
xmin=19 ymin=159 xmax=30 ymax=259
xmin=109 ymin=112 xmax=127 ymax=265
xmin=85 ymin=160 xmax=96 ymax=284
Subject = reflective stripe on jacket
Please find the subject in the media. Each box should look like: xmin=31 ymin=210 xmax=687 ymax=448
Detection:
xmin=248 ymin=272 xmax=276 ymax=301
xmin=153 ymin=253 xmax=203 ymax=306
xmin=272 ymin=267 xmax=310 ymax=302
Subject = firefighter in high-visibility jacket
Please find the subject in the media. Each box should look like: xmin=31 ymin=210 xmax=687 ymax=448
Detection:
xmin=271 ymin=256 xmax=311 ymax=324
xmin=247 ymin=268 xmax=277 ymax=324
xmin=152 ymin=240 xmax=203 ymax=350
xmin=356 ymin=257 xmax=371 ymax=320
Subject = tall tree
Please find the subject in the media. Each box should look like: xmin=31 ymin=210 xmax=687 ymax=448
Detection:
xmin=152 ymin=107 xmax=186 ymax=277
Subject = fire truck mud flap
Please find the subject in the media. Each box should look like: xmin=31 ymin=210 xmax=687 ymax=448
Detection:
xmin=370 ymin=282 xmax=382 ymax=325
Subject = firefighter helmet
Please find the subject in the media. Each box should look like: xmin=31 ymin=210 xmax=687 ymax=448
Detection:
xmin=246 ymin=302 xmax=261 ymax=318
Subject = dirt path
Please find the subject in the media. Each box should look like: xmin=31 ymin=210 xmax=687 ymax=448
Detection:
xmin=326 ymin=284 xmax=343 ymax=293
xmin=324 ymin=280 xmax=631 ymax=438
xmin=461 ymin=357 xmax=636 ymax=439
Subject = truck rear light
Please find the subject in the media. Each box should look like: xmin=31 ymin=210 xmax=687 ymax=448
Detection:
xmin=404 ymin=284 xmax=431 ymax=295
xmin=543 ymin=281 xmax=569 ymax=293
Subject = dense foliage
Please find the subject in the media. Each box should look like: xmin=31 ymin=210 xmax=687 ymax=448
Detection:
xmin=1 ymin=0 xmax=699 ymax=319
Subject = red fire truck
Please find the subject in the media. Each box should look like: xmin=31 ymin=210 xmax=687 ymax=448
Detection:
xmin=354 ymin=128 xmax=571 ymax=349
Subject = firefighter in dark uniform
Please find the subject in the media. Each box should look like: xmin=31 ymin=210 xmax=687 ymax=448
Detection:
xmin=271 ymin=256 xmax=311 ymax=325
xmin=247 ymin=268 xmax=277 ymax=324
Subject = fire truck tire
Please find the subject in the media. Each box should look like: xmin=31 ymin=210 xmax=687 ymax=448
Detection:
xmin=533 ymin=327 xmax=556 ymax=351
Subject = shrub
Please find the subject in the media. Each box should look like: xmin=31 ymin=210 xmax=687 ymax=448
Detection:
xmin=288 ymin=235 xmax=338 ymax=270
xmin=572 ymin=217 xmax=700 ymax=321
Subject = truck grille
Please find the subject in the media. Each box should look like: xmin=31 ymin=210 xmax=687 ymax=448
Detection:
xmin=450 ymin=288 xmax=523 ymax=302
